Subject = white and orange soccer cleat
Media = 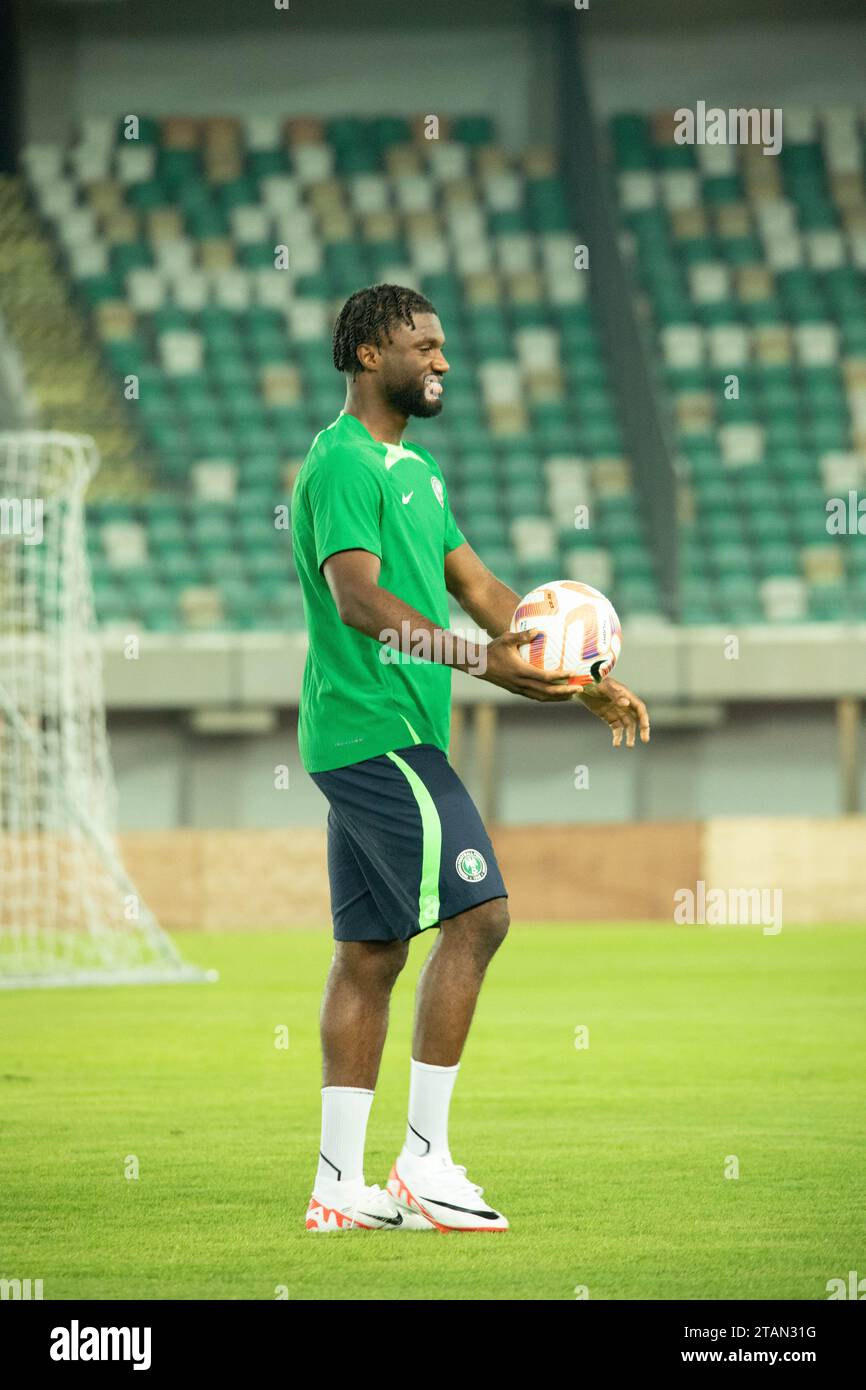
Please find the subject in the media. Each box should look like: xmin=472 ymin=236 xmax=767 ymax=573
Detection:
xmin=387 ymin=1150 xmax=509 ymax=1233
xmin=305 ymin=1177 xmax=432 ymax=1232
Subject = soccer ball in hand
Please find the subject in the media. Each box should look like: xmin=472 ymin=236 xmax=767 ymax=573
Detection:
xmin=509 ymin=580 xmax=622 ymax=688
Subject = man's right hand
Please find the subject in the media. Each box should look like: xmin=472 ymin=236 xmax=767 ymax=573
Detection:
xmin=475 ymin=629 xmax=576 ymax=702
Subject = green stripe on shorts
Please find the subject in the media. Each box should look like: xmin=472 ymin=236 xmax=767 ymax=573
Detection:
xmin=385 ymin=749 xmax=441 ymax=930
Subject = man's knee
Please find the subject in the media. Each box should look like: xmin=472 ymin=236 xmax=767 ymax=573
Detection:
xmin=332 ymin=938 xmax=409 ymax=991
xmin=447 ymin=896 xmax=510 ymax=960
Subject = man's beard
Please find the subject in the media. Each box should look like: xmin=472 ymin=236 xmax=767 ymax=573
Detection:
xmin=386 ymin=377 xmax=443 ymax=419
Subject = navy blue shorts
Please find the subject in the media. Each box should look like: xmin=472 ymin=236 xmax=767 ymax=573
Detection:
xmin=310 ymin=744 xmax=508 ymax=942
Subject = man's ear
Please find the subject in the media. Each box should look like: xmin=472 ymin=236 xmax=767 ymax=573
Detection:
xmin=355 ymin=342 xmax=378 ymax=372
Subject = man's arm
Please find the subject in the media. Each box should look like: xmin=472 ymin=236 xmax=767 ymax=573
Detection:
xmin=443 ymin=541 xmax=651 ymax=748
xmin=444 ymin=541 xmax=520 ymax=638
xmin=321 ymin=548 xmax=575 ymax=703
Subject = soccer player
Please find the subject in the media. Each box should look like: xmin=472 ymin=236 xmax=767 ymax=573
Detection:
xmin=292 ymin=284 xmax=650 ymax=1232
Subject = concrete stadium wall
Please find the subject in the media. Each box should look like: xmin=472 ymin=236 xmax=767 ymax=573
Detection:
xmin=16 ymin=5 xmax=866 ymax=146
xmin=584 ymin=18 xmax=866 ymax=115
xmin=106 ymin=700 xmax=865 ymax=831
xmin=17 ymin=7 xmax=556 ymax=151
xmin=120 ymin=815 xmax=866 ymax=929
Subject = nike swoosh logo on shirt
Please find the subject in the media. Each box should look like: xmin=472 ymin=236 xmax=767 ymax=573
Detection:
xmin=402 ymin=492 xmax=414 ymax=504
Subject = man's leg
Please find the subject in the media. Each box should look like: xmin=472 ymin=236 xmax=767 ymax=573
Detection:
xmin=316 ymin=938 xmax=408 ymax=1186
xmin=387 ymin=898 xmax=512 ymax=1231
xmin=404 ymin=898 xmax=509 ymax=1162
xmin=412 ymin=897 xmax=510 ymax=1067
xmin=321 ymin=938 xmax=409 ymax=1089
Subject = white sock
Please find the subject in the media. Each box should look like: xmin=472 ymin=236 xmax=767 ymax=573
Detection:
xmin=405 ymin=1058 xmax=460 ymax=1159
xmin=316 ymin=1086 xmax=374 ymax=1187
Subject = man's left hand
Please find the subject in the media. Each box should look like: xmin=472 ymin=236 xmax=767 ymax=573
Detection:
xmin=573 ymin=677 xmax=651 ymax=749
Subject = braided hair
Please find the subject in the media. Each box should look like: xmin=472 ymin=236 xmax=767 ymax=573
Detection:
xmin=332 ymin=283 xmax=436 ymax=376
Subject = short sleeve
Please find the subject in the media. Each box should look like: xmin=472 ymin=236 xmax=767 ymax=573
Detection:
xmin=441 ymin=478 xmax=466 ymax=555
xmin=309 ymin=454 xmax=383 ymax=570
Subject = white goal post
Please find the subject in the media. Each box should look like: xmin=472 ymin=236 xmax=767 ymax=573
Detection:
xmin=0 ymin=431 xmax=214 ymax=988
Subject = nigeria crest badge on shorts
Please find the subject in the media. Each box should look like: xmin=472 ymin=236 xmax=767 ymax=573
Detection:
xmin=456 ymin=848 xmax=487 ymax=882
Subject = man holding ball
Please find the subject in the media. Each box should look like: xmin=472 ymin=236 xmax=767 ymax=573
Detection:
xmin=291 ymin=284 xmax=650 ymax=1233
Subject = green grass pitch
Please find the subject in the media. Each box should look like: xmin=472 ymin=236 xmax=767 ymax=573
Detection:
xmin=1 ymin=923 xmax=864 ymax=1301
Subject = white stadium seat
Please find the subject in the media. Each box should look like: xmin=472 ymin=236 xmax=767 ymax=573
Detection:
xmin=794 ymin=323 xmax=839 ymax=366
xmin=153 ymin=239 xmax=197 ymax=276
xmin=426 ymin=142 xmax=470 ymax=181
xmin=510 ymin=516 xmax=557 ymax=562
xmin=514 ymin=327 xmax=559 ymax=371
xmin=288 ymin=299 xmax=329 ymax=341
xmin=661 ymin=170 xmax=701 ymax=211
xmin=618 ymin=171 xmax=656 ymax=211
xmin=783 ymin=107 xmax=817 ymax=142
xmin=127 ymin=269 xmax=167 ymax=313
xmin=819 ymin=451 xmax=863 ymax=493
xmin=393 ymin=175 xmax=435 ymax=214
xmin=192 ymin=461 xmax=238 ymax=502
xmin=496 ymin=235 xmax=536 ymax=275
xmin=70 ymin=145 xmax=112 ymax=183
xmin=260 ymin=175 xmax=303 ymax=212
xmin=719 ymin=424 xmax=765 ymax=467
xmin=292 ymin=143 xmax=335 ymax=184
xmin=253 ymin=268 xmax=293 ymax=308
xmin=661 ymin=324 xmax=705 ymax=369
xmin=454 ymin=241 xmax=493 ymax=274
xmin=754 ymin=200 xmax=797 ymax=236
xmin=546 ymin=270 xmax=586 ymax=304
xmin=688 ymin=262 xmax=731 ymax=304
xmin=69 ymin=243 xmax=110 ymax=278
xmin=212 ymin=270 xmax=252 ymax=310
xmin=408 ymin=237 xmax=450 ymax=275
xmin=231 ymin=205 xmax=271 ymax=244
xmin=159 ymin=330 xmax=204 ymax=375
xmin=695 ymin=143 xmax=737 ymax=175
xmin=763 ymin=234 xmax=804 ymax=270
xmin=707 ymin=325 xmax=751 ymax=369
xmin=806 ymin=231 xmax=846 ymax=270
xmin=348 ymin=175 xmax=390 ymax=215
xmin=478 ymin=360 xmax=522 ymax=405
xmin=54 ymin=208 xmax=99 ymax=248
xmin=563 ymin=547 xmax=612 ymax=590
xmin=171 ymin=272 xmax=209 ymax=311
xmin=115 ymin=144 xmax=157 ymax=184
xmin=760 ymin=577 xmax=808 ymax=622
xmin=21 ymin=143 xmax=64 ymax=183
xmin=101 ymin=522 xmax=148 ymax=568
xmin=244 ymin=116 xmax=283 ymax=151
xmin=481 ymin=173 xmax=522 ymax=211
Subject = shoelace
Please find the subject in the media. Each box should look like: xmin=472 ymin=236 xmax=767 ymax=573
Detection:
xmin=436 ymin=1163 xmax=484 ymax=1199
xmin=348 ymin=1183 xmax=389 ymax=1219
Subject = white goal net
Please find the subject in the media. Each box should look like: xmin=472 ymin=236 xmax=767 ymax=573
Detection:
xmin=0 ymin=432 xmax=212 ymax=988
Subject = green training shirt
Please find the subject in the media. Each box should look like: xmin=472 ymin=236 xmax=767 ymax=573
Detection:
xmin=291 ymin=410 xmax=467 ymax=772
